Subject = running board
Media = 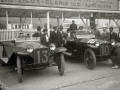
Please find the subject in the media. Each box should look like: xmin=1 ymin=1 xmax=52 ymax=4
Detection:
xmin=0 ymin=58 xmax=8 ymax=64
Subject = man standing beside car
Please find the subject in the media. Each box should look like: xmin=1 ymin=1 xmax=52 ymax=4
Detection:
xmin=110 ymin=44 xmax=120 ymax=69
xmin=59 ymin=25 xmax=67 ymax=46
xmin=41 ymin=29 xmax=49 ymax=47
xmin=50 ymin=26 xmax=63 ymax=47
xmin=94 ymin=28 xmax=101 ymax=39
xmin=109 ymin=27 xmax=117 ymax=42
xmin=100 ymin=27 xmax=110 ymax=41
xmin=70 ymin=20 xmax=77 ymax=31
xmin=117 ymin=27 xmax=120 ymax=42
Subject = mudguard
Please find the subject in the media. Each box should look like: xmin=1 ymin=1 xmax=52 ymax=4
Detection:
xmin=52 ymin=47 xmax=72 ymax=56
xmin=86 ymin=44 xmax=98 ymax=49
xmin=16 ymin=52 xmax=29 ymax=55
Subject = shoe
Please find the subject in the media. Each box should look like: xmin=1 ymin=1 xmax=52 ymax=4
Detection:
xmin=112 ymin=65 xmax=119 ymax=69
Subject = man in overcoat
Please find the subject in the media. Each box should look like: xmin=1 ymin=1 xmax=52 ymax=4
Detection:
xmin=109 ymin=27 xmax=117 ymax=42
xmin=50 ymin=26 xmax=62 ymax=47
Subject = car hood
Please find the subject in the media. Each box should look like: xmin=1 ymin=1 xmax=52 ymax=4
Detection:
xmin=16 ymin=42 xmax=47 ymax=49
xmin=79 ymin=38 xmax=110 ymax=44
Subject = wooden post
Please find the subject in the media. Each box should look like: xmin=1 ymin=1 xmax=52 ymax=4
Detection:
xmin=31 ymin=12 xmax=33 ymax=40
xmin=31 ymin=12 xmax=33 ymax=26
xmin=20 ymin=17 xmax=22 ymax=23
xmin=62 ymin=13 xmax=63 ymax=27
xmin=57 ymin=18 xmax=59 ymax=29
xmin=6 ymin=11 xmax=8 ymax=40
xmin=86 ymin=19 xmax=89 ymax=30
xmin=47 ymin=11 xmax=50 ymax=37
xmin=6 ymin=11 xmax=8 ymax=30
xmin=79 ymin=13 xmax=81 ymax=29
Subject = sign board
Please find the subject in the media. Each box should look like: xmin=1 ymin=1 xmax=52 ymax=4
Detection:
xmin=0 ymin=0 xmax=118 ymax=11
xmin=8 ymin=23 xmax=32 ymax=29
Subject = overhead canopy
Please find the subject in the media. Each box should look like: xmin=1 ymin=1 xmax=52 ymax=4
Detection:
xmin=0 ymin=4 xmax=120 ymax=19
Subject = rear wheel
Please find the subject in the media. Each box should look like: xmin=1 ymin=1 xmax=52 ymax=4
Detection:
xmin=84 ymin=49 xmax=96 ymax=70
xmin=58 ymin=53 xmax=65 ymax=75
xmin=17 ymin=56 xmax=23 ymax=83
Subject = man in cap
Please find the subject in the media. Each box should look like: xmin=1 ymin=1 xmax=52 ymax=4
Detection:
xmin=41 ymin=29 xmax=49 ymax=47
xmin=66 ymin=31 xmax=77 ymax=41
xmin=100 ymin=26 xmax=110 ymax=41
xmin=33 ymin=26 xmax=42 ymax=39
xmin=109 ymin=27 xmax=117 ymax=42
xmin=70 ymin=20 xmax=77 ymax=31
xmin=50 ymin=26 xmax=62 ymax=47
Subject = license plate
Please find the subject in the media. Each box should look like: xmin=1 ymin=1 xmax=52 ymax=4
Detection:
xmin=100 ymin=44 xmax=110 ymax=56
xmin=34 ymin=48 xmax=49 ymax=63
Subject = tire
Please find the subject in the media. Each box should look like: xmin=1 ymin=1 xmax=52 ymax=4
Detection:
xmin=0 ymin=49 xmax=6 ymax=66
xmin=84 ymin=49 xmax=96 ymax=70
xmin=0 ymin=59 xmax=5 ymax=66
xmin=58 ymin=53 xmax=65 ymax=76
xmin=17 ymin=56 xmax=23 ymax=83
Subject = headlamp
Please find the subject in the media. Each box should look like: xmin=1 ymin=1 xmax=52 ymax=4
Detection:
xmin=95 ymin=41 xmax=100 ymax=47
xmin=111 ymin=40 xmax=115 ymax=45
xmin=26 ymin=45 xmax=34 ymax=53
xmin=49 ymin=43 xmax=56 ymax=51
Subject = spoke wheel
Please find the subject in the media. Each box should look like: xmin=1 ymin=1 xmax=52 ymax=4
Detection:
xmin=58 ymin=53 xmax=65 ymax=76
xmin=17 ymin=56 xmax=23 ymax=83
xmin=84 ymin=49 xmax=96 ymax=70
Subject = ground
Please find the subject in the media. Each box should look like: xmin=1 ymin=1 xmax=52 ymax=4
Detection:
xmin=0 ymin=47 xmax=120 ymax=90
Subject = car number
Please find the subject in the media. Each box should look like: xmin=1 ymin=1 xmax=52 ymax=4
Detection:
xmin=35 ymin=48 xmax=48 ymax=63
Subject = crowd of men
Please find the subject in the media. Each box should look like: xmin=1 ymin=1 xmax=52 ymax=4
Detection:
xmin=94 ymin=26 xmax=120 ymax=43
xmin=33 ymin=20 xmax=120 ymax=69
xmin=33 ymin=20 xmax=78 ymax=47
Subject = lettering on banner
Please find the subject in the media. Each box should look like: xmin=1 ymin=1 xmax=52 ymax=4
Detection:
xmin=0 ymin=0 xmax=118 ymax=10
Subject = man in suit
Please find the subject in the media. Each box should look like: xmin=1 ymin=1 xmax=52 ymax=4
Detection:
xmin=94 ymin=28 xmax=101 ymax=39
xmin=50 ymin=26 xmax=62 ymax=47
xmin=109 ymin=27 xmax=117 ymax=42
xmin=117 ymin=27 xmax=120 ymax=42
xmin=59 ymin=25 xmax=67 ymax=46
xmin=100 ymin=27 xmax=110 ymax=41
xmin=41 ymin=29 xmax=49 ymax=47
xmin=70 ymin=20 xmax=77 ymax=31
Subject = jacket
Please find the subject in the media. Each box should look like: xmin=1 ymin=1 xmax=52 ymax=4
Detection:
xmin=50 ymin=31 xmax=62 ymax=47
xmin=100 ymin=32 xmax=110 ymax=41
xmin=41 ymin=34 xmax=49 ymax=47
xmin=70 ymin=24 xmax=77 ymax=31
xmin=110 ymin=32 xmax=117 ymax=42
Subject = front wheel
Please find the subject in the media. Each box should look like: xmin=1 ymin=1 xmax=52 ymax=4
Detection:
xmin=17 ymin=56 xmax=23 ymax=83
xmin=84 ymin=49 xmax=96 ymax=70
xmin=58 ymin=53 xmax=65 ymax=75
xmin=0 ymin=59 xmax=5 ymax=66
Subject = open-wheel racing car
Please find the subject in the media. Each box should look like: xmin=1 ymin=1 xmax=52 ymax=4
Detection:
xmin=64 ymin=30 xmax=116 ymax=70
xmin=0 ymin=32 xmax=68 ymax=83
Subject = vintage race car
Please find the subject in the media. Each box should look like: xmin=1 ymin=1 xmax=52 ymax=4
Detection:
xmin=0 ymin=33 xmax=69 ymax=83
xmin=64 ymin=30 xmax=115 ymax=69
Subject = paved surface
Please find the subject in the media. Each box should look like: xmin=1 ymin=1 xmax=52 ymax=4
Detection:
xmin=0 ymin=46 xmax=120 ymax=90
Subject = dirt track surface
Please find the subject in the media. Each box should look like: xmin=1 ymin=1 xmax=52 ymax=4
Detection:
xmin=0 ymin=46 xmax=120 ymax=90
